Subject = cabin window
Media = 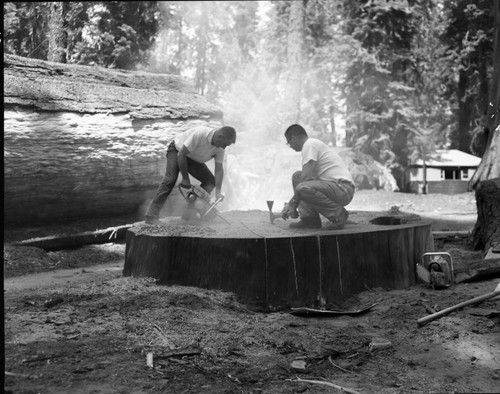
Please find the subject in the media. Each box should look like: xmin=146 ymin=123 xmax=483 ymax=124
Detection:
xmin=462 ymin=169 xmax=468 ymax=179
xmin=443 ymin=169 xmax=454 ymax=179
xmin=443 ymin=169 xmax=460 ymax=180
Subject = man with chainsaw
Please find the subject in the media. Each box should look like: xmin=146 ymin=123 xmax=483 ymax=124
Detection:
xmin=145 ymin=125 xmax=236 ymax=225
xmin=281 ymin=124 xmax=355 ymax=229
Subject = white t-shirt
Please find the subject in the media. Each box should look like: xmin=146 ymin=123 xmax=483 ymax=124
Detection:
xmin=301 ymin=138 xmax=354 ymax=183
xmin=175 ymin=126 xmax=225 ymax=164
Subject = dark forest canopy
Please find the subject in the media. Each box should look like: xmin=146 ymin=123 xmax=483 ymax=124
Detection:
xmin=4 ymin=0 xmax=499 ymax=183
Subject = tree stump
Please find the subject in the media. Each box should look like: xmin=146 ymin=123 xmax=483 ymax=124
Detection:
xmin=471 ymin=178 xmax=500 ymax=256
xmin=123 ymin=210 xmax=434 ymax=310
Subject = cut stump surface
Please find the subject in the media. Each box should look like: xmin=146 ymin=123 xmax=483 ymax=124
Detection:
xmin=124 ymin=210 xmax=434 ymax=310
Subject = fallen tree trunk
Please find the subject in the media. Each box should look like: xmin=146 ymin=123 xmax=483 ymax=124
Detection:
xmin=454 ymin=257 xmax=500 ymax=283
xmin=12 ymin=223 xmax=142 ymax=251
xmin=4 ymin=54 xmax=222 ymax=225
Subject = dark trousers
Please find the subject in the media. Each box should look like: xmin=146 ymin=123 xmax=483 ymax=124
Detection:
xmin=146 ymin=142 xmax=215 ymax=219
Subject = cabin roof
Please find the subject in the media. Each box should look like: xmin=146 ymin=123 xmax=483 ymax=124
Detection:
xmin=413 ymin=149 xmax=481 ymax=167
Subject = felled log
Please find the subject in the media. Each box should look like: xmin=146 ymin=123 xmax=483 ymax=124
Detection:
xmin=454 ymin=257 xmax=500 ymax=283
xmin=4 ymin=54 xmax=222 ymax=225
xmin=12 ymin=222 xmax=141 ymax=251
xmin=470 ymin=178 xmax=500 ymax=256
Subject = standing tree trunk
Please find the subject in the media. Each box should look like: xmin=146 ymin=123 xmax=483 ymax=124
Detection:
xmin=485 ymin=0 xmax=500 ymax=135
xmin=453 ymin=71 xmax=473 ymax=152
xmin=329 ymin=104 xmax=337 ymax=147
xmin=47 ymin=2 xmax=67 ymax=63
xmin=282 ymin=0 xmax=305 ymax=125
xmin=467 ymin=2 xmax=500 ymax=257
xmin=470 ymin=178 xmax=500 ymax=257
xmin=195 ymin=2 xmax=209 ymax=95
xmin=469 ymin=0 xmax=500 ymax=190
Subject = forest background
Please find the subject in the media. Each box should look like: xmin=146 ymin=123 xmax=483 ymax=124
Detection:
xmin=3 ymin=0 xmax=498 ymax=191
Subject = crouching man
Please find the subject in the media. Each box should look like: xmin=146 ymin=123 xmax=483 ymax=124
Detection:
xmin=281 ymin=124 xmax=355 ymax=229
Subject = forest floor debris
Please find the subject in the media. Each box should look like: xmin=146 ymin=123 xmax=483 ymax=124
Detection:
xmin=4 ymin=190 xmax=500 ymax=393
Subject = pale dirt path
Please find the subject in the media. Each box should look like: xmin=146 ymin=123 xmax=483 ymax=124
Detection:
xmin=4 ymin=259 xmax=123 ymax=292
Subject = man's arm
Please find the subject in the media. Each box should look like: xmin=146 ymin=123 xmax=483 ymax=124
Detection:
xmin=291 ymin=160 xmax=316 ymax=200
xmin=299 ymin=160 xmax=316 ymax=182
xmin=282 ymin=160 xmax=316 ymax=219
xmin=214 ymin=162 xmax=224 ymax=199
xmin=177 ymin=146 xmax=191 ymax=187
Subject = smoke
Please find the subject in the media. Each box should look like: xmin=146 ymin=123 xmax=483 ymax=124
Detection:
xmin=217 ymin=64 xmax=296 ymax=211
xmin=144 ymin=1 xmax=347 ymax=213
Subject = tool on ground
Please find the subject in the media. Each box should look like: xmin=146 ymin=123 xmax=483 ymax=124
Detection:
xmin=417 ymin=252 xmax=454 ymax=289
xmin=266 ymin=200 xmax=282 ymax=224
xmin=417 ymin=289 xmax=500 ymax=326
xmin=290 ymin=302 xmax=379 ymax=317
xmin=178 ymin=185 xmax=229 ymax=224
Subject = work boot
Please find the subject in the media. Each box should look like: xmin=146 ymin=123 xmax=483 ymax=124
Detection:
xmin=289 ymin=216 xmax=322 ymax=229
xmin=145 ymin=216 xmax=163 ymax=225
xmin=326 ymin=208 xmax=349 ymax=230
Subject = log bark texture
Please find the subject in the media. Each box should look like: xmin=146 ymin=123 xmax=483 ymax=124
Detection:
xmin=4 ymin=54 xmax=222 ymax=225
xmin=123 ymin=211 xmax=434 ymax=310
xmin=471 ymin=178 xmax=500 ymax=256
xmin=469 ymin=127 xmax=500 ymax=190
xmin=12 ymin=223 xmax=140 ymax=251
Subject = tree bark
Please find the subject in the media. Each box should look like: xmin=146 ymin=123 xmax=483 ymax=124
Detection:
xmin=13 ymin=223 xmax=138 ymax=251
xmin=47 ymin=2 xmax=67 ymax=63
xmin=329 ymin=104 xmax=337 ymax=147
xmin=454 ymin=257 xmax=500 ymax=283
xmin=486 ymin=0 xmax=500 ymax=134
xmin=469 ymin=1 xmax=500 ymax=189
xmin=469 ymin=126 xmax=500 ymax=189
xmin=470 ymin=177 xmax=500 ymax=256
xmin=195 ymin=2 xmax=209 ymax=95
xmin=124 ymin=211 xmax=434 ymax=310
xmin=453 ymin=71 xmax=473 ymax=152
xmin=282 ymin=0 xmax=305 ymax=125
xmin=4 ymin=54 xmax=222 ymax=225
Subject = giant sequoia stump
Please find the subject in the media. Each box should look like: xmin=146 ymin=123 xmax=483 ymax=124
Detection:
xmin=124 ymin=211 xmax=434 ymax=310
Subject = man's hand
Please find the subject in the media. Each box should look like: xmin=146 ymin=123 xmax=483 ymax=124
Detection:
xmin=215 ymin=192 xmax=225 ymax=202
xmin=281 ymin=201 xmax=299 ymax=220
xmin=179 ymin=178 xmax=191 ymax=189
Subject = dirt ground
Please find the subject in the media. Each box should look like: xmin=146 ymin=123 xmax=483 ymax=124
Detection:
xmin=4 ymin=190 xmax=500 ymax=394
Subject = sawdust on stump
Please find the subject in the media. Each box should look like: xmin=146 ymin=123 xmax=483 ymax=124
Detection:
xmin=131 ymin=209 xmax=420 ymax=238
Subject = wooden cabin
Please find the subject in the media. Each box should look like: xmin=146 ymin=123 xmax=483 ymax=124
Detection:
xmin=403 ymin=149 xmax=481 ymax=194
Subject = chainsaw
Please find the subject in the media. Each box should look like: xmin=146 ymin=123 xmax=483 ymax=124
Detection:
xmin=178 ymin=184 xmax=227 ymax=223
xmin=417 ymin=252 xmax=454 ymax=290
